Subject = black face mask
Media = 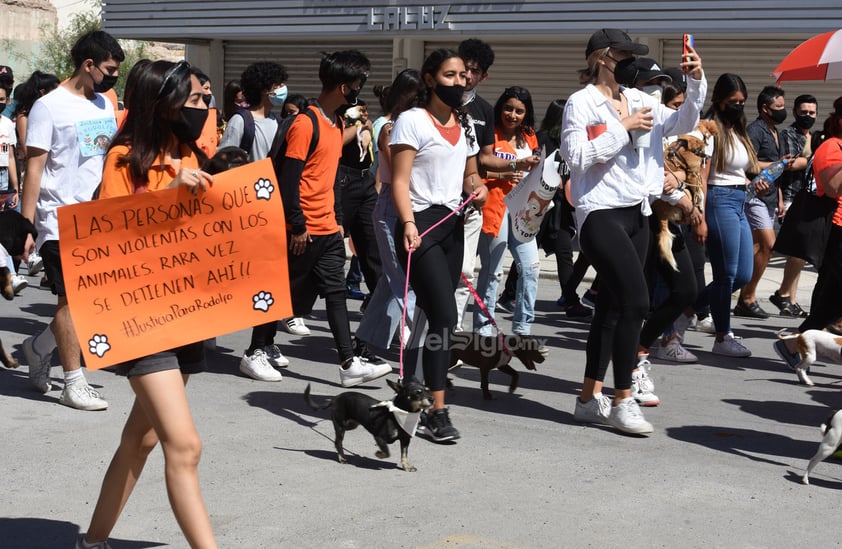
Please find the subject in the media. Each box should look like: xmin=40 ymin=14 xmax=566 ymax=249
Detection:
xmin=720 ymin=103 xmax=744 ymax=125
xmin=172 ymin=106 xmax=208 ymax=143
xmin=343 ymin=86 xmax=360 ymax=106
xmin=768 ymin=107 xmax=787 ymax=124
xmin=434 ymin=83 xmax=465 ymax=109
xmin=94 ymin=74 xmax=118 ymax=94
xmin=201 ymin=93 xmax=213 ymax=107
xmin=795 ymin=114 xmax=815 ymax=130
xmin=612 ymin=57 xmax=639 ymax=88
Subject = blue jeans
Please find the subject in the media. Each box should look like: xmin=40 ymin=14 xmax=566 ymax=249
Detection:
xmin=474 ymin=211 xmax=539 ymax=335
xmin=703 ymin=185 xmax=753 ymax=334
xmin=355 ymin=183 xmax=418 ymax=350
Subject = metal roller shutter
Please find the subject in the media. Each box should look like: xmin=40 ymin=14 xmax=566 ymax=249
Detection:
xmin=223 ymin=40 xmax=394 ymax=110
xmin=662 ymin=38 xmax=840 ymax=122
xmin=424 ymin=40 xmax=585 ymax=124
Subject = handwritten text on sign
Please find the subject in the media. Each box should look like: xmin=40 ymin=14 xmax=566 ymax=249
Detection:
xmin=58 ymin=158 xmax=291 ymax=369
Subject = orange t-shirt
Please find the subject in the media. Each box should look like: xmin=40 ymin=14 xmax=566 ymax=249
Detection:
xmin=285 ymin=105 xmax=343 ymax=235
xmin=99 ymin=144 xmax=200 ymax=198
xmin=481 ymin=128 xmax=538 ymax=236
xmin=812 ymin=137 xmax=842 ymax=226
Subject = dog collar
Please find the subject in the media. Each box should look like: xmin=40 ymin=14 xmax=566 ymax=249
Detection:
xmin=372 ymin=401 xmax=422 ymax=436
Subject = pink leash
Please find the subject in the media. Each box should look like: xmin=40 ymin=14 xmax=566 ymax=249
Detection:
xmin=399 ymin=194 xmax=476 ymax=379
xmin=458 ymin=272 xmax=512 ymax=360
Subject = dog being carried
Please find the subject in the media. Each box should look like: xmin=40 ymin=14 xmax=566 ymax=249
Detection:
xmin=651 ymin=120 xmax=717 ymax=271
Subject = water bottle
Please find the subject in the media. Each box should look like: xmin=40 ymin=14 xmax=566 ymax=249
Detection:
xmin=746 ymin=158 xmax=788 ymax=202
xmin=629 ymin=95 xmax=651 ymax=150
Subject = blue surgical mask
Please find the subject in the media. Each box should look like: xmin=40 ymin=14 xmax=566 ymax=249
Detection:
xmin=269 ymin=86 xmax=288 ymax=106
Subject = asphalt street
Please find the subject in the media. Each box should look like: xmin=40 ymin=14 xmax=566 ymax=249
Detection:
xmin=1 ymin=254 xmax=840 ymax=548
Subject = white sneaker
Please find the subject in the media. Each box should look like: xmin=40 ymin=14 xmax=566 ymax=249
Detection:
xmin=263 ymin=344 xmax=290 ymax=368
xmin=283 ymin=317 xmax=311 ymax=336
xmin=712 ymin=333 xmax=751 ymax=357
xmin=339 ymin=356 xmax=391 ymax=388
xmin=632 ymin=357 xmax=660 ymax=406
xmin=12 ymin=275 xmax=28 ymax=295
xmin=239 ymin=349 xmax=283 ymax=381
xmin=608 ymin=397 xmax=654 ymax=434
xmin=23 ymin=336 xmax=52 ymax=393
xmin=60 ymin=382 xmax=108 ymax=411
xmin=76 ymin=533 xmax=112 ymax=549
xmin=27 ymin=253 xmax=44 ymax=276
xmin=673 ymin=313 xmax=693 ymax=343
xmin=573 ymin=392 xmax=611 ymax=424
xmin=690 ymin=315 xmax=715 ymax=334
xmin=656 ymin=337 xmax=698 ymax=363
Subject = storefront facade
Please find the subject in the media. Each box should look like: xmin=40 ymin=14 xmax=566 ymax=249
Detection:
xmin=102 ymin=1 xmax=842 ymax=118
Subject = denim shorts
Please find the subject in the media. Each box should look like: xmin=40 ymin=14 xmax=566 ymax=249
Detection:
xmin=745 ymin=196 xmax=775 ymax=230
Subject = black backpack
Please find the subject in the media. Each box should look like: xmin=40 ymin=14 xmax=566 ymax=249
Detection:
xmin=234 ymin=108 xmax=276 ymax=154
xmin=268 ymin=109 xmax=320 ymax=172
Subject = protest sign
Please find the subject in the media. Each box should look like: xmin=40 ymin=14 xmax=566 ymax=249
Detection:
xmin=504 ymin=146 xmax=561 ymax=242
xmin=57 ymin=158 xmax=291 ymax=369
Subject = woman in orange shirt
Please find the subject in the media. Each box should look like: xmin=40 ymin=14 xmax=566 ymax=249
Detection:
xmin=474 ymin=86 xmax=540 ymax=337
xmin=78 ymin=60 xmax=217 ymax=549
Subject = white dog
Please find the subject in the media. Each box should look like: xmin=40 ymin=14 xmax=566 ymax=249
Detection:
xmin=803 ymin=409 xmax=842 ymax=484
xmin=778 ymin=330 xmax=842 ymax=386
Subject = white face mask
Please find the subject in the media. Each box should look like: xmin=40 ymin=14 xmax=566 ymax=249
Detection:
xmin=641 ymin=85 xmax=662 ymax=101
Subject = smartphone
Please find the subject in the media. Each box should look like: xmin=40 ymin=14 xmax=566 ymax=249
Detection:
xmin=681 ymin=34 xmax=696 ymax=72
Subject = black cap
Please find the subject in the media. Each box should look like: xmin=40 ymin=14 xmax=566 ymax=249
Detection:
xmin=585 ymin=29 xmax=649 ymax=58
xmin=630 ymin=58 xmax=672 ymax=84
xmin=663 ymin=68 xmax=687 ymax=91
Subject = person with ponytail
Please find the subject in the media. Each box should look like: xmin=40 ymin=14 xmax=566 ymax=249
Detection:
xmin=78 ymin=59 xmax=217 ymax=549
xmin=390 ymin=48 xmax=488 ymax=442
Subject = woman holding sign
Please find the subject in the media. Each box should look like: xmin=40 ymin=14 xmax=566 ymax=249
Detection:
xmin=78 ymin=60 xmax=217 ymax=548
xmin=560 ymin=29 xmax=706 ymax=435
xmin=473 ymin=86 xmax=540 ymax=337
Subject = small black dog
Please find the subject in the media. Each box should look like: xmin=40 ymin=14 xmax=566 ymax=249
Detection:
xmin=304 ymin=377 xmax=433 ymax=472
xmin=450 ymin=331 xmax=549 ymax=400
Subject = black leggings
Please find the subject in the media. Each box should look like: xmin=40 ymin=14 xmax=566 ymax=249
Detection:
xmin=395 ymin=206 xmax=463 ymax=391
xmin=639 ymin=217 xmax=698 ymax=348
xmin=579 ymin=205 xmax=650 ymax=390
xmin=684 ymin=224 xmax=711 ymax=318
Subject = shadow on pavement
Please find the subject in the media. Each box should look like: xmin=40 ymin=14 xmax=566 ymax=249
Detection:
xmin=0 ymin=517 xmax=165 ymax=548
xmin=666 ymin=424 xmax=816 ymax=465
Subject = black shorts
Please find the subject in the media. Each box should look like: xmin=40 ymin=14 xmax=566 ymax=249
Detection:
xmin=39 ymin=240 xmax=66 ymax=296
xmin=287 ymin=231 xmax=346 ymax=316
xmin=114 ymin=341 xmax=206 ymax=377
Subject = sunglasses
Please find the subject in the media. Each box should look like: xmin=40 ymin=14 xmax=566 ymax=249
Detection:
xmin=503 ymin=87 xmax=530 ymax=102
xmin=157 ymin=60 xmax=191 ymax=98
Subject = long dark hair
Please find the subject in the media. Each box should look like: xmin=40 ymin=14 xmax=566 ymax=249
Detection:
xmin=702 ymin=73 xmax=758 ymax=174
xmin=12 ymin=71 xmax=60 ymax=117
xmin=111 ymin=60 xmax=204 ymax=185
xmin=825 ymin=96 xmax=842 ymax=140
xmin=384 ymin=69 xmax=423 ymax=117
xmin=493 ymin=86 xmax=536 ymax=147
xmin=416 ymin=48 xmax=475 ymax=148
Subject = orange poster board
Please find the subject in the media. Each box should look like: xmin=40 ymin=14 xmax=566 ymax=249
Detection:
xmin=57 ymin=158 xmax=291 ymax=369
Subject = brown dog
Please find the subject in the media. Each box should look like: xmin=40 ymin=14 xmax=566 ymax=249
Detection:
xmin=449 ymin=332 xmax=548 ymax=400
xmin=652 ymin=120 xmax=717 ymax=270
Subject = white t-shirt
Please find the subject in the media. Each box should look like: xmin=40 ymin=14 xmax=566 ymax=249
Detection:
xmin=219 ymin=112 xmax=279 ymax=160
xmin=390 ymin=107 xmax=479 ymax=211
xmin=26 ymin=85 xmax=117 ymax=246
xmin=705 ymin=133 xmax=752 ymax=187
xmin=0 ymin=115 xmax=15 ymax=172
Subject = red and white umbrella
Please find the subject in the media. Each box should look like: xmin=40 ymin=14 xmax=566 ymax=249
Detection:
xmin=773 ymin=29 xmax=842 ymax=82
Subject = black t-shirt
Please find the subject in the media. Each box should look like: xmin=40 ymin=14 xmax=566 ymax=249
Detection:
xmin=339 ymin=123 xmax=374 ymax=171
xmin=747 ymin=118 xmax=782 ymax=205
xmin=465 ymin=94 xmax=495 ymax=156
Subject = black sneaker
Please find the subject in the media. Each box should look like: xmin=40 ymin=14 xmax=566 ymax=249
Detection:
xmin=424 ymin=408 xmax=461 ymax=442
xmin=733 ymin=300 xmax=770 ymax=319
xmin=565 ymin=301 xmax=592 ymax=319
xmin=352 ymin=337 xmax=388 ymax=367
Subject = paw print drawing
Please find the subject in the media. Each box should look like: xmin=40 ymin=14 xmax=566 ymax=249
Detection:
xmin=254 ymin=178 xmax=274 ymax=201
xmin=253 ymin=291 xmax=275 ymax=312
xmin=88 ymin=334 xmax=111 ymax=358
